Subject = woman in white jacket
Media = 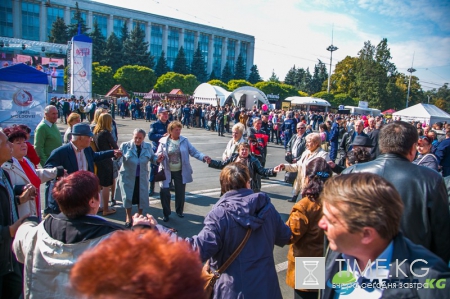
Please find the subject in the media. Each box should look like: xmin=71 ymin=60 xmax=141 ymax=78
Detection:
xmin=156 ymin=121 xmax=210 ymax=222
xmin=2 ymin=127 xmax=63 ymax=219
xmin=222 ymin=122 xmax=245 ymax=160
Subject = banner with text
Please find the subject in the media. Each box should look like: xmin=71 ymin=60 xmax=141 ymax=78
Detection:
xmin=0 ymin=81 xmax=47 ymax=134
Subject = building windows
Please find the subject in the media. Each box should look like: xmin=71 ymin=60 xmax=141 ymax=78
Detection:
xmin=113 ymin=18 xmax=126 ymax=39
xmin=184 ymin=30 xmax=195 ymax=66
xmin=198 ymin=33 xmax=209 ymax=65
xmin=70 ymin=9 xmax=86 ymax=25
xmin=150 ymin=24 xmax=163 ymax=63
xmin=0 ymin=0 xmax=13 ymax=38
xmin=22 ymin=2 xmax=40 ymax=41
xmin=47 ymin=7 xmax=64 ymax=41
xmin=213 ymin=36 xmax=223 ymax=77
xmin=227 ymin=39 xmax=236 ymax=71
xmin=133 ymin=21 xmax=146 ymax=32
xmin=240 ymin=42 xmax=247 ymax=65
xmin=167 ymin=27 xmax=179 ymax=69
xmin=93 ymin=14 xmax=108 ymax=38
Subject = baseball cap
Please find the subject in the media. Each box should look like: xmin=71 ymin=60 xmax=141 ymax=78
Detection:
xmin=157 ymin=107 xmax=168 ymax=114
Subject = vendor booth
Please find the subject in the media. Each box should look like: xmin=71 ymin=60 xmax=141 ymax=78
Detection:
xmin=392 ymin=103 xmax=450 ymax=125
xmin=285 ymin=97 xmax=331 ymax=112
xmin=0 ymin=63 xmax=48 ymax=134
xmin=193 ymin=83 xmax=231 ymax=107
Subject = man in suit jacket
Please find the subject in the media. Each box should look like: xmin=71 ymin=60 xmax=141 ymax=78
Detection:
xmin=44 ymin=123 xmax=122 ymax=214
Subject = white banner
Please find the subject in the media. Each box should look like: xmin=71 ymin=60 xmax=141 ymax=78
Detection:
xmin=70 ymin=39 xmax=92 ymax=99
xmin=0 ymin=81 xmax=47 ymax=134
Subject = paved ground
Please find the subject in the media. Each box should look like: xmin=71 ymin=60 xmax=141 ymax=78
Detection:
xmin=35 ymin=116 xmax=297 ymax=298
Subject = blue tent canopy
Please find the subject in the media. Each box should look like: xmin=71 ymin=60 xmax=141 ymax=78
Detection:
xmin=0 ymin=63 xmax=48 ymax=85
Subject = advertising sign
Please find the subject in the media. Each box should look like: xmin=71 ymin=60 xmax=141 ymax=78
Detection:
xmin=0 ymin=81 xmax=46 ymax=133
xmin=70 ymin=36 xmax=92 ymax=100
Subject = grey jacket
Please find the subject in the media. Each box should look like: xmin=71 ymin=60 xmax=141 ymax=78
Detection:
xmin=156 ymin=135 xmax=205 ymax=188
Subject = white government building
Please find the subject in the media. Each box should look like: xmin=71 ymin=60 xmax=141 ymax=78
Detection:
xmin=0 ymin=0 xmax=255 ymax=76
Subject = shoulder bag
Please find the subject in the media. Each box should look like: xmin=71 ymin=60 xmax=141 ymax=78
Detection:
xmin=202 ymin=228 xmax=252 ymax=299
xmin=153 ymin=166 xmax=166 ymax=182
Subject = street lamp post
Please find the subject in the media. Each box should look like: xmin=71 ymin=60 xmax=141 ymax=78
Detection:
xmin=326 ymin=30 xmax=338 ymax=94
xmin=406 ymin=67 xmax=416 ymax=108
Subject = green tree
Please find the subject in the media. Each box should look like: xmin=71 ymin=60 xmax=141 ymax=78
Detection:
xmin=234 ymin=53 xmax=246 ymax=80
xmin=191 ymin=46 xmax=208 ymax=83
xmin=172 ymin=47 xmax=189 ymax=75
xmin=101 ymin=32 xmax=122 ymax=71
xmin=221 ymin=62 xmax=233 ymax=83
xmin=247 ymin=65 xmax=262 ymax=84
xmin=333 ymin=93 xmax=358 ymax=107
xmin=255 ymin=81 xmax=294 ymax=99
xmin=295 ymin=67 xmax=308 ymax=92
xmin=119 ymin=22 xmax=129 ymax=45
xmin=207 ymin=79 xmax=228 ymax=90
xmin=298 ymin=90 xmax=308 ymax=97
xmin=48 ymin=17 xmax=68 ymax=43
xmin=88 ymin=20 xmax=106 ymax=63
xmin=155 ymin=51 xmax=170 ymax=77
xmin=122 ymin=25 xmax=155 ymax=68
xmin=92 ymin=62 xmax=115 ymax=95
xmin=309 ymin=62 xmax=327 ymax=94
xmin=284 ymin=66 xmax=297 ymax=86
xmin=329 ymin=56 xmax=358 ymax=97
xmin=209 ymin=70 xmax=220 ymax=81
xmin=154 ymin=72 xmax=199 ymax=94
xmin=303 ymin=68 xmax=312 ymax=94
xmin=228 ymin=79 xmax=252 ymax=91
xmin=268 ymin=70 xmax=280 ymax=83
xmin=113 ymin=65 xmax=156 ymax=93
xmin=67 ymin=2 xmax=89 ymax=37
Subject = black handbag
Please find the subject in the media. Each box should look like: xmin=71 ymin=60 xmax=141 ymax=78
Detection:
xmin=154 ymin=167 xmax=166 ymax=182
xmin=284 ymin=171 xmax=297 ymax=185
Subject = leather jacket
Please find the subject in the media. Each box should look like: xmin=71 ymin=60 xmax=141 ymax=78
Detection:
xmin=343 ymin=153 xmax=450 ymax=262
xmin=286 ymin=133 xmax=308 ymax=160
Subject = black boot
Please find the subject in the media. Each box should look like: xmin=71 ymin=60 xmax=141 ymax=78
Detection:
xmin=288 ymin=195 xmax=297 ymax=202
xmin=149 ymin=181 xmax=155 ymax=196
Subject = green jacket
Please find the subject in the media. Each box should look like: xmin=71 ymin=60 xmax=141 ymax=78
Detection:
xmin=34 ymin=121 xmax=62 ymax=166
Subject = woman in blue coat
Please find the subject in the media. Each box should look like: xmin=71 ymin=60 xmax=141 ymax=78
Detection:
xmin=116 ymin=128 xmax=164 ymax=227
xmin=186 ymin=163 xmax=292 ymax=299
xmin=156 ymin=121 xmax=210 ymax=222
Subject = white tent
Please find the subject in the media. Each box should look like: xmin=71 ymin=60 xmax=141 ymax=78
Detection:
xmin=285 ymin=96 xmax=331 ymax=112
xmin=193 ymin=83 xmax=231 ymax=107
xmin=392 ymin=103 xmax=450 ymax=125
xmin=229 ymin=86 xmax=269 ymax=109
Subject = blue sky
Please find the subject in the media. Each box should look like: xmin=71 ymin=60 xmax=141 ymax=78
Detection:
xmin=94 ymin=0 xmax=450 ymax=91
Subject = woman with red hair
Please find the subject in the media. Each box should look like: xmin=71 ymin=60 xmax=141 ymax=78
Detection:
xmin=69 ymin=229 xmax=204 ymax=299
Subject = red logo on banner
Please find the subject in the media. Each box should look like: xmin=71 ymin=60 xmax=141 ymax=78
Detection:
xmin=13 ymin=89 xmax=33 ymax=107
xmin=75 ymin=48 xmax=90 ymax=56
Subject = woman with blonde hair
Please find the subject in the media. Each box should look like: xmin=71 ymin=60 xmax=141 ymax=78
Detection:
xmin=93 ymin=113 xmax=118 ymax=216
xmin=90 ymin=107 xmax=107 ymax=132
xmin=63 ymin=112 xmax=81 ymax=143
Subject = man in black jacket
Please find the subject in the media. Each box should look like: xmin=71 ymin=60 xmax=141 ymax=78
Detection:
xmin=343 ymin=121 xmax=450 ymax=263
xmin=319 ymin=173 xmax=450 ymax=299
xmin=285 ymin=123 xmax=308 ymax=164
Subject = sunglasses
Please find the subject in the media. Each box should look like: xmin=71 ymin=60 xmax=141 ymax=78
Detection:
xmin=419 ymin=136 xmax=431 ymax=144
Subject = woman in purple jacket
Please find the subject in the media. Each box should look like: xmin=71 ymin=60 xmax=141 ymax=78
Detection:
xmin=186 ymin=163 xmax=291 ymax=299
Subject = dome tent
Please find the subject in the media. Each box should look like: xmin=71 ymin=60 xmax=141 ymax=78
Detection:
xmin=193 ymin=83 xmax=231 ymax=107
xmin=228 ymin=86 xmax=269 ymax=109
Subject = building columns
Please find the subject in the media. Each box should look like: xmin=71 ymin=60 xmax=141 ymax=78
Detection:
xmin=162 ymin=25 xmax=168 ymax=55
xmin=207 ymin=34 xmax=214 ymax=74
xmin=107 ymin=14 xmax=113 ymax=37
xmin=179 ymin=28 xmax=184 ymax=49
xmin=221 ymin=37 xmax=228 ymax=71
xmin=146 ymin=22 xmax=152 ymax=44
xmin=39 ymin=1 xmax=47 ymax=41
xmin=247 ymin=41 xmax=255 ymax=74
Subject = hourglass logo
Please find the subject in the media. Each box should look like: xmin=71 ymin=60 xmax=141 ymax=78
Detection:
xmin=295 ymin=257 xmax=325 ymax=289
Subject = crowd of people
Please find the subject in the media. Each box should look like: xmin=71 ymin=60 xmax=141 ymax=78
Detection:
xmin=1 ymin=96 xmax=450 ymax=299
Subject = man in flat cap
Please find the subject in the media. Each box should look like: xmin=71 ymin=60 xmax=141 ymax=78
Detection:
xmin=44 ymin=123 xmax=122 ymax=214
